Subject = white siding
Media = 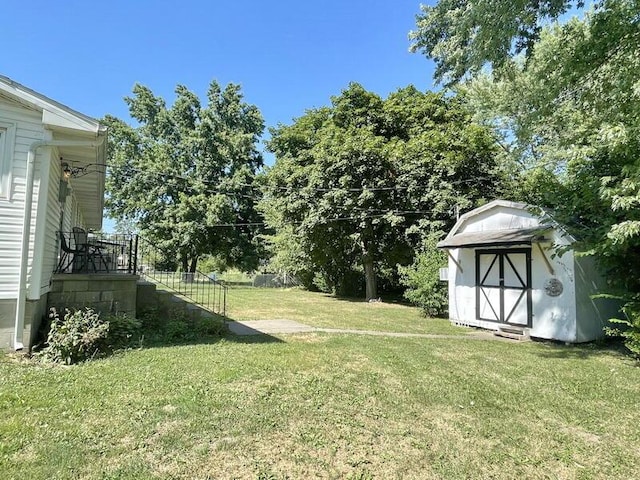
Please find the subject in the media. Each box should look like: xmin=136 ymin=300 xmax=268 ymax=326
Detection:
xmin=0 ymin=98 xmax=45 ymax=299
xmin=529 ymin=238 xmax=577 ymax=342
xmin=447 ymin=235 xmax=578 ymax=342
xmin=574 ymin=255 xmax=620 ymax=342
xmin=61 ymin=189 xmax=85 ymax=232
xmin=39 ymin=151 xmax=62 ymax=293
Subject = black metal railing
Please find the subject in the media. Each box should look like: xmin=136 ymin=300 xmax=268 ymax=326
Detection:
xmin=55 ymin=231 xmax=138 ymax=274
xmin=136 ymin=236 xmax=227 ymax=317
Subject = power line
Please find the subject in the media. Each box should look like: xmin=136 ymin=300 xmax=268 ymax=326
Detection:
xmin=83 ymin=163 xmax=498 ymax=197
xmin=198 ymin=209 xmax=441 ymax=228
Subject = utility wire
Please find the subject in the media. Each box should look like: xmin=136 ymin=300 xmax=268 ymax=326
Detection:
xmin=189 ymin=209 xmax=443 ymax=228
xmin=78 ymin=163 xmax=497 ymax=196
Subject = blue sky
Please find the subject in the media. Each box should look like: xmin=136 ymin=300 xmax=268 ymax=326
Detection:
xmin=2 ymin=1 xmax=437 ymax=230
xmin=2 ymin=1 xmax=437 ymax=143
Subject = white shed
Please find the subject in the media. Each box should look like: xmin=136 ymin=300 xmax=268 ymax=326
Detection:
xmin=437 ymin=200 xmax=618 ymax=343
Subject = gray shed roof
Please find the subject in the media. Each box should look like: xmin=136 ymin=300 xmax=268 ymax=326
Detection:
xmin=437 ymin=227 xmax=550 ymax=249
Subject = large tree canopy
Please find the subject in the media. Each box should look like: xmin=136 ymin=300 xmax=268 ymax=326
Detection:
xmin=261 ymin=83 xmax=501 ymax=299
xmin=410 ymin=0 xmax=584 ymax=85
xmin=105 ymin=80 xmax=265 ymax=273
xmin=422 ymin=1 xmax=640 ymax=289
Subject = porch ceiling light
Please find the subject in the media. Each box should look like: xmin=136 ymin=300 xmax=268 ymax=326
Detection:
xmin=61 ymin=158 xmax=84 ymax=179
xmin=61 ymin=160 xmax=72 ymax=181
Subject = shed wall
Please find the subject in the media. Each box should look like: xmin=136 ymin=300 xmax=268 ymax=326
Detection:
xmin=445 ymin=204 xmax=583 ymax=342
xmin=529 ymin=239 xmax=577 ymax=342
xmin=574 ymin=255 xmax=619 ymax=342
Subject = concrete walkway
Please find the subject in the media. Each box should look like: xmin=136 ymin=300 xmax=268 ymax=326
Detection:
xmin=227 ymin=319 xmax=316 ymax=336
xmin=227 ymin=319 xmax=501 ymax=341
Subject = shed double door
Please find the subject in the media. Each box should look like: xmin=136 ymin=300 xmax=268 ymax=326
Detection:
xmin=476 ymin=249 xmax=532 ymax=327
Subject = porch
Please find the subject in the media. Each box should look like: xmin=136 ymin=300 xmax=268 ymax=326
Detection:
xmin=49 ymin=232 xmax=227 ymax=321
xmin=55 ymin=231 xmax=139 ymax=275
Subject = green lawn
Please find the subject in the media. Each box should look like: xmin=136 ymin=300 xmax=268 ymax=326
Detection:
xmin=225 ymin=286 xmax=465 ymax=335
xmin=2 ymin=290 xmax=639 ymax=479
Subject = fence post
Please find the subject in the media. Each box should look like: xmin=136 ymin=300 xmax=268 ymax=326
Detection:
xmin=133 ymin=235 xmax=138 ymax=274
xmin=223 ymin=286 xmax=227 ymax=321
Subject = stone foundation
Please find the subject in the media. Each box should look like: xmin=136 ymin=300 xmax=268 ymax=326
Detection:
xmin=1 ymin=275 xmax=139 ymax=351
xmin=48 ymin=274 xmax=139 ymax=319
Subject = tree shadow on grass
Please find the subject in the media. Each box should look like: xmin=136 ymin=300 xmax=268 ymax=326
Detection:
xmin=136 ymin=312 xmax=284 ymax=351
xmin=139 ymin=331 xmax=284 ymax=351
xmin=222 ymin=330 xmax=285 ymax=345
xmin=324 ymin=292 xmax=415 ymax=307
xmin=532 ymin=337 xmax=634 ymax=362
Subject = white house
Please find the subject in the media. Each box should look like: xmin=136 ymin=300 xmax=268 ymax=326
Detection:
xmin=437 ymin=200 xmax=618 ymax=343
xmin=0 ymin=75 xmax=106 ymax=350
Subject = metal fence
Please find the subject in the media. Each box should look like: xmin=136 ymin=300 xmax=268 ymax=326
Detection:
xmin=136 ymin=237 xmax=227 ymax=317
xmin=54 ymin=231 xmax=226 ymax=317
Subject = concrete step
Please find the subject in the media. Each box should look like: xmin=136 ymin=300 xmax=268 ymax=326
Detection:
xmin=137 ymin=280 xmax=222 ymax=323
xmin=494 ymin=325 xmax=530 ymax=341
xmin=186 ymin=302 xmax=212 ymax=320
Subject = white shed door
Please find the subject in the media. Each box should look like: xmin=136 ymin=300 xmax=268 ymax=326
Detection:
xmin=476 ymin=249 xmax=531 ymax=327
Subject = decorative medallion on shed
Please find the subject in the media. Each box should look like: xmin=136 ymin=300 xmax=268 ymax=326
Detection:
xmin=544 ymin=278 xmax=564 ymax=297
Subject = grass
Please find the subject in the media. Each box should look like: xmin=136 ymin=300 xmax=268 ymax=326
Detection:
xmin=2 ymin=289 xmax=639 ymax=479
xmin=225 ymin=286 xmax=464 ymax=335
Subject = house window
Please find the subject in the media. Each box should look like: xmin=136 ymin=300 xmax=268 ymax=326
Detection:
xmin=0 ymin=120 xmax=16 ymax=199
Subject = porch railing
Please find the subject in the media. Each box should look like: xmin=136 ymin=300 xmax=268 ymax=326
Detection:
xmin=135 ymin=236 xmax=227 ymax=318
xmin=55 ymin=231 xmax=138 ymax=274
xmin=54 ymin=231 xmax=227 ymax=317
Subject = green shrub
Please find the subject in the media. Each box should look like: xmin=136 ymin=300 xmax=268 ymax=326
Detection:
xmin=312 ymin=271 xmax=332 ymax=294
xmin=39 ymin=308 xmax=109 ymax=364
xmin=164 ymin=312 xmax=226 ymax=342
xmin=103 ymin=313 xmax=142 ymax=350
xmin=399 ymin=237 xmax=448 ymax=317
xmin=38 ymin=309 xmax=143 ymax=364
xmin=606 ymin=297 xmax=640 ymax=357
xmin=193 ymin=315 xmax=226 ymax=337
xmin=163 ymin=309 xmax=193 ymax=341
xmin=139 ymin=306 xmax=226 ymax=343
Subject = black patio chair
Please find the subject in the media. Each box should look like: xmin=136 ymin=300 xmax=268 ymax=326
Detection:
xmin=56 ymin=232 xmax=88 ymax=273
xmin=72 ymin=227 xmax=110 ymax=272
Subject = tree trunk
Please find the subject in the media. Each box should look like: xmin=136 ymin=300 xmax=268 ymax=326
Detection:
xmin=189 ymin=256 xmax=198 ymax=273
xmin=181 ymin=254 xmax=195 ymax=283
xmin=363 ymin=256 xmax=377 ymax=301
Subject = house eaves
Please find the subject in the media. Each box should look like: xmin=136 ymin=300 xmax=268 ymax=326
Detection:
xmin=0 ymin=74 xmax=104 ymax=135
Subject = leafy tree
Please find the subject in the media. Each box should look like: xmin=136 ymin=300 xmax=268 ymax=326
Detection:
xmin=410 ymin=0 xmax=583 ymax=85
xmin=461 ymin=3 xmax=640 ymax=291
xmin=398 ymin=235 xmax=448 ymax=317
xmin=262 ymin=83 xmax=501 ymax=300
xmin=105 ymin=80 xmax=265 ymax=274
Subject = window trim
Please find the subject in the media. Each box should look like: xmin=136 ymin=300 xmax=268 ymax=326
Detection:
xmin=0 ymin=119 xmax=16 ymax=200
